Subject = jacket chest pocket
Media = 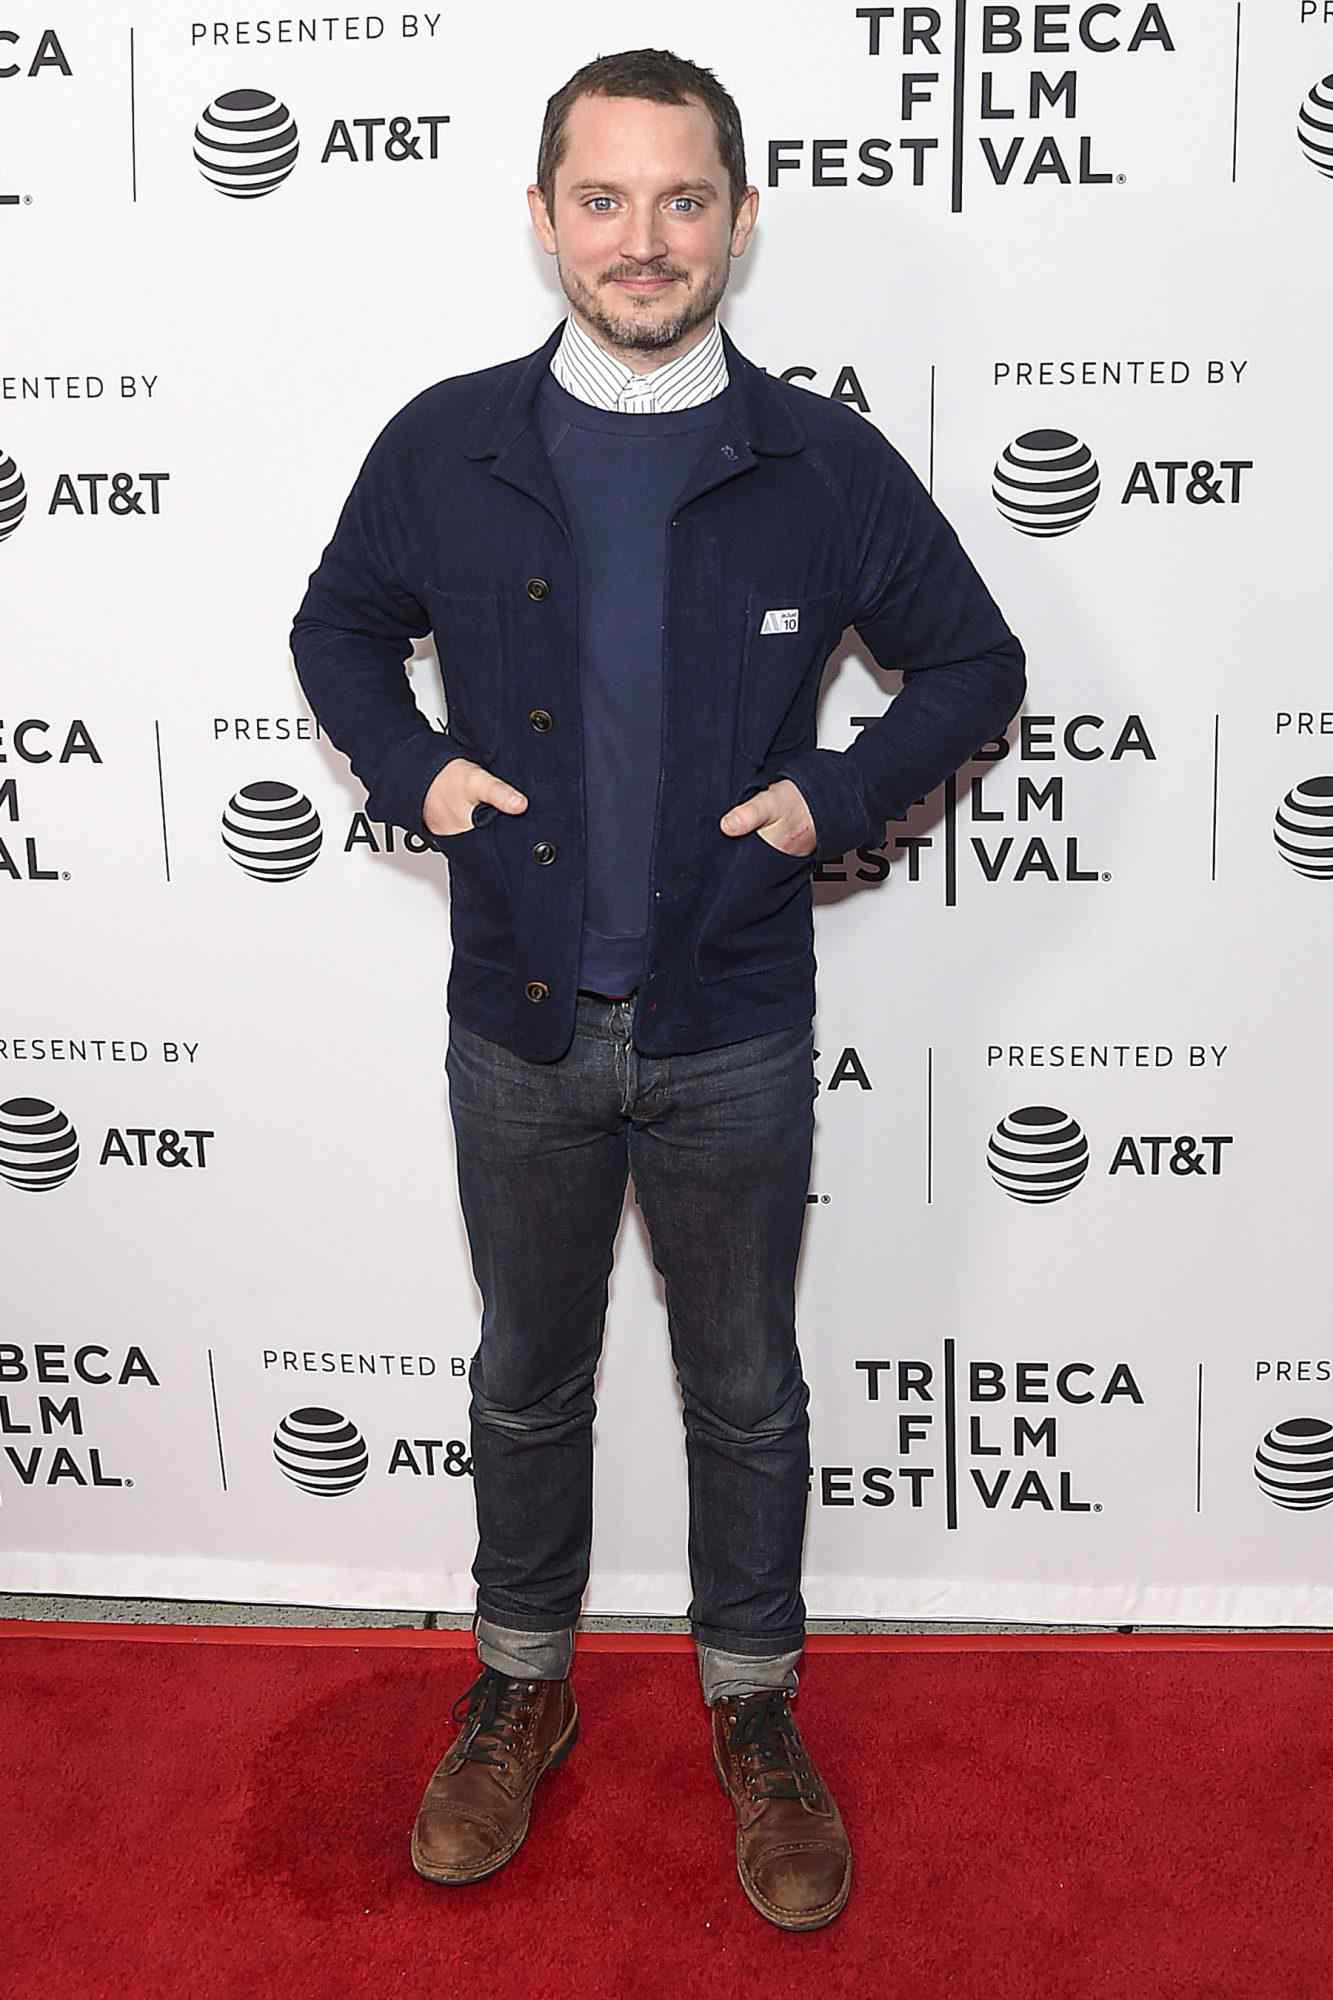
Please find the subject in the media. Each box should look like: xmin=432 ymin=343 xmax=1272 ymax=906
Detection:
xmin=423 ymin=584 xmax=504 ymax=764
xmin=735 ymin=587 xmax=842 ymax=767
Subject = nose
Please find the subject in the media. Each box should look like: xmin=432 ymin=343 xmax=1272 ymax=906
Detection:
xmin=619 ymin=204 xmax=669 ymax=268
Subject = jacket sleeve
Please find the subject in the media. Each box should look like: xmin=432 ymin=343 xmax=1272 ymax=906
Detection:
xmin=288 ymin=420 xmax=469 ymax=844
xmin=769 ymin=433 xmax=1027 ymax=863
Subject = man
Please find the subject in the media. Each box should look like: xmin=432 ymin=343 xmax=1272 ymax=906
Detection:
xmin=289 ymin=47 xmax=1025 ymax=1932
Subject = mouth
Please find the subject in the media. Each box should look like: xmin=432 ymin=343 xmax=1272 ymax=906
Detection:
xmin=613 ymin=277 xmax=677 ymax=294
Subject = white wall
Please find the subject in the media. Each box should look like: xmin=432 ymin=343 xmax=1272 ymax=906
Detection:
xmin=4 ymin=0 xmax=1330 ymax=1621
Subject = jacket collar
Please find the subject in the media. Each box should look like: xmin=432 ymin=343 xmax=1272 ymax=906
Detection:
xmin=461 ymin=317 xmax=806 ymax=461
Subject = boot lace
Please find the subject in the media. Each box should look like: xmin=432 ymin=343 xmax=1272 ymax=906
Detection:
xmin=449 ymin=1665 xmax=539 ymax=1771
xmin=727 ymin=1689 xmax=825 ymax=1808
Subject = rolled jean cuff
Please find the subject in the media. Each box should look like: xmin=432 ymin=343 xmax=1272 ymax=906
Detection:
xmin=690 ymin=1617 xmax=806 ymax=1658
xmin=474 ymin=1612 xmax=573 ymax=1682
xmin=696 ymin=1640 xmax=802 ymax=1706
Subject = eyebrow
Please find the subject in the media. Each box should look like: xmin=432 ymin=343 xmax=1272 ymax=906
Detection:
xmin=567 ymin=178 xmax=719 ymax=198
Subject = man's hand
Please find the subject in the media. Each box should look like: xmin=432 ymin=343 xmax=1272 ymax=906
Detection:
xmin=720 ymin=777 xmax=817 ymax=856
xmin=424 ymin=758 xmax=528 ymax=838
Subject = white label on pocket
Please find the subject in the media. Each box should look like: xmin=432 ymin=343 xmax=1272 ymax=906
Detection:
xmin=760 ymin=607 xmax=800 ymax=635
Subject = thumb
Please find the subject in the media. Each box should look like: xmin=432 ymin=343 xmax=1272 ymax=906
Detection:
xmin=475 ymin=767 xmax=528 ymax=813
xmin=721 ymin=787 xmax=772 ymax=835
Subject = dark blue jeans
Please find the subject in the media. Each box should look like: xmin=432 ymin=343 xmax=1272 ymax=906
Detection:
xmin=444 ymin=989 xmax=817 ymax=1703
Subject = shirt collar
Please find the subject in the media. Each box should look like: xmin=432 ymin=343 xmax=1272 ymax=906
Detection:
xmin=462 ymin=317 xmax=807 ymax=462
xmin=550 ymin=311 xmax=728 ymax=413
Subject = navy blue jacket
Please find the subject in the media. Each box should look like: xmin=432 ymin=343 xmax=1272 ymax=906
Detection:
xmin=289 ymin=317 xmax=1027 ymax=1061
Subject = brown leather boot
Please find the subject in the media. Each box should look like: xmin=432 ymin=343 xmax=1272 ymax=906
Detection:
xmin=410 ymin=1663 xmax=579 ymax=1885
xmin=711 ymin=1688 xmax=852 ymax=1930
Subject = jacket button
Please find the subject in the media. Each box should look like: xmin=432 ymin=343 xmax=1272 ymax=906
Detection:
xmin=526 ymin=577 xmax=551 ymax=601
xmin=525 ymin=980 xmax=550 ymax=1003
xmin=531 ymin=840 xmax=556 ymax=865
xmin=528 ymin=708 xmax=553 ymax=732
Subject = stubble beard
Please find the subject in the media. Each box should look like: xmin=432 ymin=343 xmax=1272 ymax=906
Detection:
xmin=556 ymin=248 xmax=731 ymax=360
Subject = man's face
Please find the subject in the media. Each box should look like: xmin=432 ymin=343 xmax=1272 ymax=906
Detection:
xmin=528 ymin=91 xmax=758 ymax=367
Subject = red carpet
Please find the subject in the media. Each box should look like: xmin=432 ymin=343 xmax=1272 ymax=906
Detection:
xmin=5 ymin=1623 xmax=1332 ymax=2000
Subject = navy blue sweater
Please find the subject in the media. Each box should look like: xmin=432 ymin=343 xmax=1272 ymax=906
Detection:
xmin=533 ymin=369 xmax=731 ymax=994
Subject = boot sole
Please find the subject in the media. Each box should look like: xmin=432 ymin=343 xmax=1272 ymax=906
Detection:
xmin=711 ymin=1737 xmax=852 ymax=1931
xmin=410 ymin=1703 xmax=580 ymax=1886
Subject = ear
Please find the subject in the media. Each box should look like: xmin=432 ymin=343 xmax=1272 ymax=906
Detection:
xmin=527 ymin=184 xmax=557 ymax=255
xmin=730 ymin=186 xmax=760 ymax=257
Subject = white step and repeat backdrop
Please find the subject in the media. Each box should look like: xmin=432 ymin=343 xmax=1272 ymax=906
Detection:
xmin=4 ymin=1 xmax=1331 ymax=1622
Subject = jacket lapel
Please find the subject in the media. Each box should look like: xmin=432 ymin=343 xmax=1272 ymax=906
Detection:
xmin=460 ymin=317 xmax=807 ymax=524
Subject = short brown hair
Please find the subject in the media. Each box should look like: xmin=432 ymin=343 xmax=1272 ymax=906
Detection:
xmin=536 ymin=48 xmax=748 ymax=226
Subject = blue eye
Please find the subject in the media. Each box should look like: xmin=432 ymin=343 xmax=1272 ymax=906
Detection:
xmin=582 ymin=196 xmax=699 ymax=213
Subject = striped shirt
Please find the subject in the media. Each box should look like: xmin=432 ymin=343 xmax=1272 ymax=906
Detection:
xmin=549 ymin=309 xmax=728 ymax=413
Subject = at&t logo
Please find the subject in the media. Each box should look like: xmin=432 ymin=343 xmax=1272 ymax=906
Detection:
xmin=272 ymin=1406 xmax=475 ymax=1494
xmin=0 ymin=447 xmax=26 ymax=542
xmin=992 ymin=428 xmax=1252 ymax=533
xmin=1273 ymin=777 xmax=1333 ymax=879
xmin=1297 ymin=73 xmax=1333 ymax=178
xmin=193 ymin=89 xmax=450 ymax=197
xmin=274 ymin=1407 xmax=369 ymax=1496
xmin=223 ymin=781 xmax=323 ymax=881
xmin=0 ymin=1098 xmax=215 ymax=1189
xmin=1254 ymin=1418 xmax=1333 ymax=1511
xmin=987 ymin=1105 xmax=1234 ymax=1198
